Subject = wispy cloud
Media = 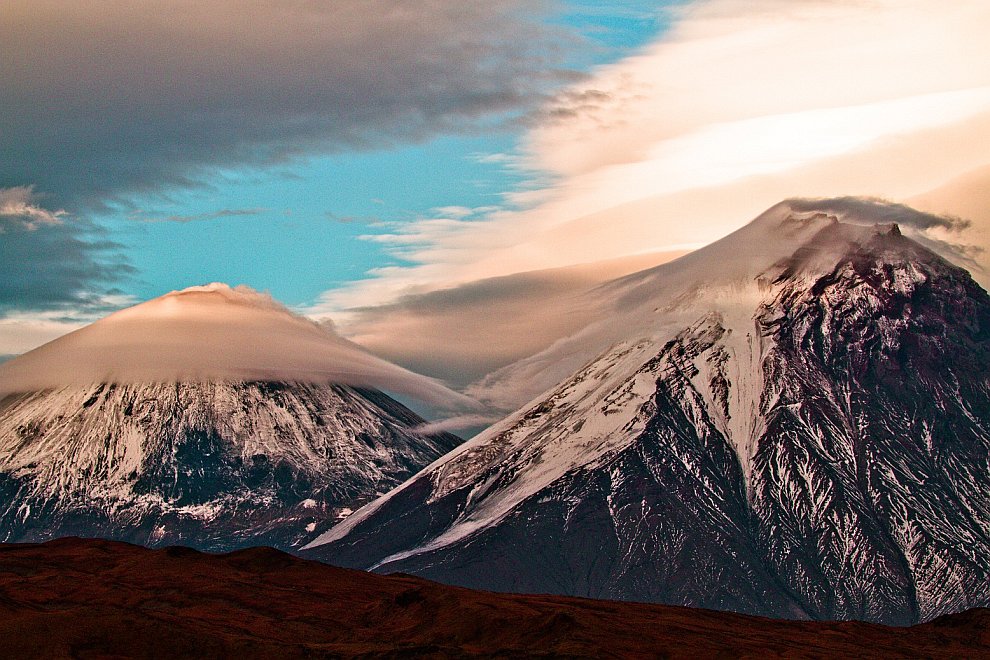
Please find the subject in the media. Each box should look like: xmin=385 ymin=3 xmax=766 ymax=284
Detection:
xmin=325 ymin=211 xmax=383 ymax=225
xmin=906 ymin=167 xmax=990 ymax=280
xmin=0 ymin=186 xmax=66 ymax=229
xmin=320 ymin=0 xmax=990 ymax=314
xmin=134 ymin=208 xmax=269 ymax=224
xmin=409 ymin=414 xmax=504 ymax=436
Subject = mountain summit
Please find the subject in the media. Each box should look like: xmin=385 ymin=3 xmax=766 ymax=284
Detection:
xmin=304 ymin=199 xmax=990 ymax=625
xmin=0 ymin=284 xmax=463 ymax=551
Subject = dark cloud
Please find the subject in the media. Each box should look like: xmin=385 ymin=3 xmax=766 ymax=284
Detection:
xmin=787 ymin=196 xmax=980 ymax=267
xmin=0 ymin=213 xmax=133 ymax=314
xmin=0 ymin=0 xmax=572 ymax=211
xmin=0 ymin=187 xmax=132 ymax=313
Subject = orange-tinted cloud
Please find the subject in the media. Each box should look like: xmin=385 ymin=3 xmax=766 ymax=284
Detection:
xmin=0 ymin=284 xmax=478 ymax=412
xmin=318 ymin=0 xmax=990 ymax=405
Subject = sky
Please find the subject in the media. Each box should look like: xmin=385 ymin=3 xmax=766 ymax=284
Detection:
xmin=2 ymin=0 xmax=990 ymax=408
xmin=0 ymin=1 xmax=671 ymax=351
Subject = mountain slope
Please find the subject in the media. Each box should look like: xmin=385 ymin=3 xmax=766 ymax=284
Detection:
xmin=304 ymin=199 xmax=990 ymax=625
xmin=0 ymin=381 xmax=460 ymax=550
xmin=4 ymin=538 xmax=990 ymax=659
xmin=7 ymin=539 xmax=990 ymax=658
xmin=0 ymin=284 xmax=463 ymax=551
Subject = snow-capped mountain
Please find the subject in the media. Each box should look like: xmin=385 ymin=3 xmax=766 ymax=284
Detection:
xmin=0 ymin=284 xmax=462 ymax=551
xmin=304 ymin=199 xmax=990 ymax=625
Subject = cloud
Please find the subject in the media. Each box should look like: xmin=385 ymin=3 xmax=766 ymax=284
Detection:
xmin=0 ymin=186 xmax=65 ymax=229
xmin=786 ymin=196 xmax=978 ymax=267
xmin=0 ymin=0 xmax=574 ymax=211
xmin=0 ymin=283 xmax=479 ymax=414
xmin=325 ymin=212 xmax=382 ymax=225
xmin=304 ymin=0 xmax=990 ymax=413
xmin=787 ymin=197 xmax=969 ymax=233
xmin=0 ymin=311 xmax=89 ymax=357
xmin=323 ymin=0 xmax=990 ymax=310
xmin=135 ymin=208 xmax=269 ymax=224
xmin=0 ymin=187 xmax=133 ymax=316
xmin=908 ymin=165 xmax=990 ymax=285
xmin=320 ymin=250 xmax=684 ymax=388
xmin=409 ymin=414 xmax=504 ymax=436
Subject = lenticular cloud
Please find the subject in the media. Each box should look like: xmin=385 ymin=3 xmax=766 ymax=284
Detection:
xmin=0 ymin=283 xmax=473 ymax=409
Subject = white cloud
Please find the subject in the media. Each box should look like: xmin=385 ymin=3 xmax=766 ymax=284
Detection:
xmin=318 ymin=0 xmax=990 ymax=317
xmin=0 ymin=186 xmax=65 ymax=229
xmin=409 ymin=414 xmax=504 ymax=436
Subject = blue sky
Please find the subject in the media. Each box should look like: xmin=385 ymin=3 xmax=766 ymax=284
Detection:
xmin=83 ymin=3 xmax=672 ymax=308
xmin=96 ymin=135 xmax=523 ymax=306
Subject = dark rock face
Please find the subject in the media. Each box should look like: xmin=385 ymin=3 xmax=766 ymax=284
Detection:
xmin=749 ymin=234 xmax=990 ymax=623
xmin=306 ymin=220 xmax=990 ymax=625
xmin=0 ymin=381 xmax=461 ymax=551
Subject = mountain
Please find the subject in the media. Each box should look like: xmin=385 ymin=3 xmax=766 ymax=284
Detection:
xmin=0 ymin=284 xmax=462 ymax=551
xmin=3 ymin=538 xmax=989 ymax=658
xmin=303 ymin=198 xmax=990 ymax=625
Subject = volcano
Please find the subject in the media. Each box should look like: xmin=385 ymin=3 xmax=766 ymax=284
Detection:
xmin=0 ymin=284 xmax=463 ymax=551
xmin=304 ymin=199 xmax=990 ymax=625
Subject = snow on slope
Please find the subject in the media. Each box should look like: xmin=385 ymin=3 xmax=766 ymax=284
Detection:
xmin=0 ymin=381 xmax=462 ymax=550
xmin=309 ymin=202 xmax=880 ymax=551
xmin=0 ymin=284 xmax=467 ymax=551
xmin=304 ymin=198 xmax=990 ymax=625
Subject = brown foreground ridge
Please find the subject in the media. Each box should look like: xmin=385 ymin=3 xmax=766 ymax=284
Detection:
xmin=0 ymin=538 xmax=988 ymax=658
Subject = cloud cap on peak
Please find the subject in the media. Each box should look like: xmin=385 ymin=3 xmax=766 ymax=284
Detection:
xmin=0 ymin=284 xmax=476 ymax=412
xmin=464 ymin=197 xmax=978 ymax=412
xmin=785 ymin=197 xmax=968 ymax=233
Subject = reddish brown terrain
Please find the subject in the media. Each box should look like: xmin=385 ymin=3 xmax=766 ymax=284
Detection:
xmin=0 ymin=538 xmax=988 ymax=658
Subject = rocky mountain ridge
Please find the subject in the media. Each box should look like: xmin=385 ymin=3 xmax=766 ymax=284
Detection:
xmin=0 ymin=381 xmax=461 ymax=551
xmin=304 ymin=200 xmax=990 ymax=625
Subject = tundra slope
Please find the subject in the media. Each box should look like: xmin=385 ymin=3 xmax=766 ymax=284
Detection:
xmin=0 ymin=286 xmax=461 ymax=551
xmin=306 ymin=199 xmax=990 ymax=625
